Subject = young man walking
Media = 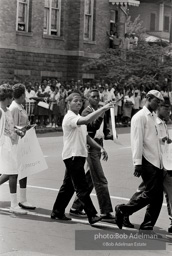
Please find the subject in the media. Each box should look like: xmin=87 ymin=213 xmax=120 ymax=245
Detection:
xmin=51 ymin=92 xmax=114 ymax=225
xmin=69 ymin=89 xmax=119 ymax=223
xmin=125 ymin=97 xmax=172 ymax=233
xmin=115 ymin=90 xmax=164 ymax=231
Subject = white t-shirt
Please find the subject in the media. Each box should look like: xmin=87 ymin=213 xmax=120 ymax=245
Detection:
xmin=62 ymin=110 xmax=88 ymax=160
xmin=25 ymin=90 xmax=36 ymax=102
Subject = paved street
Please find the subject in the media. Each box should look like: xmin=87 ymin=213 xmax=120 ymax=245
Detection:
xmin=0 ymin=128 xmax=172 ymax=256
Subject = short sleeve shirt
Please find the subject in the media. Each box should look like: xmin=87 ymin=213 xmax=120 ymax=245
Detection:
xmin=62 ymin=110 xmax=88 ymax=160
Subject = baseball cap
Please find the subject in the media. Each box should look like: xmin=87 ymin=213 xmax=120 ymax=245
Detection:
xmin=147 ymin=90 xmax=164 ymax=101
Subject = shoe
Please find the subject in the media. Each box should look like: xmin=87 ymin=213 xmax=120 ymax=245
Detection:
xmin=101 ymin=213 xmax=116 ymax=223
xmin=104 ymin=134 xmax=113 ymax=140
xmin=88 ymin=215 xmax=102 ymax=225
xmin=168 ymin=225 xmax=172 ymax=233
xmin=123 ymin=216 xmax=134 ymax=228
xmin=115 ymin=205 xmax=124 ymax=229
xmin=19 ymin=202 xmax=36 ymax=210
xmin=69 ymin=209 xmax=87 ymax=218
xmin=139 ymin=224 xmax=153 ymax=231
xmin=51 ymin=211 xmax=71 ymax=220
xmin=10 ymin=205 xmax=27 ymax=215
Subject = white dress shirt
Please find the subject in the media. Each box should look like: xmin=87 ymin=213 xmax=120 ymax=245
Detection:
xmin=131 ymin=106 xmax=162 ymax=168
xmin=156 ymin=117 xmax=169 ymax=154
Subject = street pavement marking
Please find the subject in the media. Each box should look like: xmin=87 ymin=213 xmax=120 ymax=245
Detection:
xmin=26 ymin=184 xmax=130 ymax=201
xmin=26 ymin=184 xmax=167 ymax=207
xmin=3 ymin=183 xmax=167 ymax=207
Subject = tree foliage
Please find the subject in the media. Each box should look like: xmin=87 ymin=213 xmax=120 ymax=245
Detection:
xmin=126 ymin=15 xmax=146 ymax=38
xmin=83 ymin=41 xmax=172 ymax=90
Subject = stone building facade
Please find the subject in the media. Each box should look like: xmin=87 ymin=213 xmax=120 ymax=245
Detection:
xmin=0 ymin=0 xmax=140 ymax=83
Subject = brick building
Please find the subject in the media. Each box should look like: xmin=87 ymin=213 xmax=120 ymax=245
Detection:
xmin=130 ymin=0 xmax=172 ymax=41
xmin=0 ymin=0 xmax=140 ymax=83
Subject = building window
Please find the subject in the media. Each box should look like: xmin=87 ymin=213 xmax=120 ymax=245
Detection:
xmin=110 ymin=10 xmax=118 ymax=33
xmin=84 ymin=0 xmax=94 ymax=41
xmin=150 ymin=13 xmax=156 ymax=31
xmin=44 ymin=0 xmax=61 ymax=36
xmin=16 ymin=0 xmax=30 ymax=32
xmin=164 ymin=16 xmax=170 ymax=32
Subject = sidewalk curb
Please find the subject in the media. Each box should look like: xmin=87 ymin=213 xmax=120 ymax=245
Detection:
xmin=35 ymin=126 xmax=62 ymax=134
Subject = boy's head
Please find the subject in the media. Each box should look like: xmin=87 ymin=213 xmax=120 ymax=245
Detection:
xmin=66 ymin=93 xmax=83 ymax=114
xmin=88 ymin=89 xmax=100 ymax=108
xmin=157 ymin=97 xmax=171 ymax=122
xmin=0 ymin=84 xmax=13 ymax=105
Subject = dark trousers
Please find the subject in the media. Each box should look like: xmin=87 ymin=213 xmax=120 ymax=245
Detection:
xmin=52 ymin=157 xmax=97 ymax=218
xmin=121 ymin=157 xmax=163 ymax=230
xmin=71 ymin=146 xmax=113 ymax=214
xmin=71 ymin=170 xmax=94 ymax=212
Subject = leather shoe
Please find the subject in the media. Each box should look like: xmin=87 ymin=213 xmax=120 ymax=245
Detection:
xmin=51 ymin=211 xmax=71 ymax=221
xmin=101 ymin=213 xmax=116 ymax=223
xmin=88 ymin=215 xmax=102 ymax=225
xmin=115 ymin=205 xmax=124 ymax=229
xmin=168 ymin=225 xmax=172 ymax=233
xmin=19 ymin=202 xmax=36 ymax=210
xmin=123 ymin=216 xmax=134 ymax=228
xmin=69 ymin=209 xmax=87 ymax=218
xmin=104 ymin=134 xmax=113 ymax=140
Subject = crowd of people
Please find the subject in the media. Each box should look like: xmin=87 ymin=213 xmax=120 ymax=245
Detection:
xmin=107 ymin=31 xmax=138 ymax=50
xmin=17 ymin=79 xmax=172 ymax=129
xmin=1 ymin=81 xmax=172 ymax=236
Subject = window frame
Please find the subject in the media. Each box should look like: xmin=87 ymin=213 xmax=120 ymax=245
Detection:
xmin=44 ymin=0 xmax=61 ymax=37
xmin=150 ymin=12 xmax=156 ymax=31
xmin=84 ymin=0 xmax=94 ymax=41
xmin=16 ymin=0 xmax=30 ymax=32
xmin=164 ymin=16 xmax=170 ymax=32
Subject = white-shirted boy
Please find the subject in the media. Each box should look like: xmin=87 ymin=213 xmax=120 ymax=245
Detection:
xmin=51 ymin=92 xmax=114 ymax=225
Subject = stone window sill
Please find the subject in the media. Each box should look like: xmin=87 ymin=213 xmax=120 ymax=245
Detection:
xmin=16 ymin=31 xmax=33 ymax=37
xmin=43 ymin=35 xmax=64 ymax=41
xmin=83 ymin=40 xmax=96 ymax=45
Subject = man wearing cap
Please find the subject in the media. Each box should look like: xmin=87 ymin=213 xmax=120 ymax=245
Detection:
xmin=149 ymin=97 xmax=172 ymax=233
xmin=115 ymin=90 xmax=164 ymax=231
xmin=124 ymin=97 xmax=172 ymax=233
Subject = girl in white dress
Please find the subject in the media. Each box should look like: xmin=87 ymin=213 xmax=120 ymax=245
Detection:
xmin=0 ymin=83 xmax=35 ymax=213
xmin=0 ymin=84 xmax=26 ymax=214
